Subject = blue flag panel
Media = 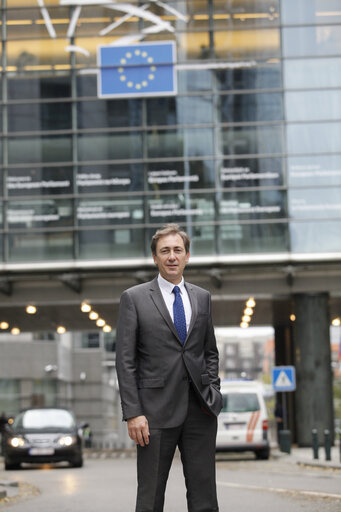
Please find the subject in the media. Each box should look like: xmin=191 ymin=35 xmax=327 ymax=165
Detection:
xmin=98 ymin=41 xmax=176 ymax=98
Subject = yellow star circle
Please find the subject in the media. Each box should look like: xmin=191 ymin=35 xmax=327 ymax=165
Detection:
xmin=117 ymin=49 xmax=156 ymax=90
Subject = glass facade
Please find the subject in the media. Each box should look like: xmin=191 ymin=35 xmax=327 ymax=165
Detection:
xmin=1 ymin=1 xmax=340 ymax=264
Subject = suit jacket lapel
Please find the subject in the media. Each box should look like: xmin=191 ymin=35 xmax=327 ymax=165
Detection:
xmin=149 ymin=278 xmax=180 ymax=341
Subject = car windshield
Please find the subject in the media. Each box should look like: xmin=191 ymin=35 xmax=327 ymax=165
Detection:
xmin=222 ymin=393 xmax=260 ymax=413
xmin=13 ymin=409 xmax=75 ymax=429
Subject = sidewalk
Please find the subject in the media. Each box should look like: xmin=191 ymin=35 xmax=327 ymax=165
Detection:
xmin=272 ymin=444 xmax=341 ymax=470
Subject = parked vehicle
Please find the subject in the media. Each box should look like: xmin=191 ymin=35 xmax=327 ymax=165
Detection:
xmin=3 ymin=407 xmax=87 ymax=470
xmin=216 ymin=379 xmax=270 ymax=459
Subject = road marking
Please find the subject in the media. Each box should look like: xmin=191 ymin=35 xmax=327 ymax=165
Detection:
xmin=216 ymin=481 xmax=341 ymax=500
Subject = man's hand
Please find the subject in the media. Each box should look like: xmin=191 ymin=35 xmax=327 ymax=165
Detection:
xmin=127 ymin=415 xmax=150 ymax=447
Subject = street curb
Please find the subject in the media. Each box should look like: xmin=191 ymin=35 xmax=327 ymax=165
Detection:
xmin=297 ymin=460 xmax=341 ymax=470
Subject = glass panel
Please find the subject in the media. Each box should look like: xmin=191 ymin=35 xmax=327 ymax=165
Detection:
xmin=220 ymin=222 xmax=288 ymax=253
xmin=177 ymin=31 xmax=211 ymax=61
xmin=147 ymin=193 xmax=215 ymax=224
xmin=7 ymin=167 xmax=73 ymax=196
xmin=287 ymin=123 xmax=341 ymax=154
xmin=147 ymin=160 xmax=215 ymax=191
xmin=77 ymin=74 xmax=97 ymax=98
xmin=78 ymin=228 xmax=144 ymax=259
xmin=8 ymin=231 xmax=73 ymax=262
xmin=289 ymin=188 xmax=341 ymax=219
xmin=8 ymin=135 xmax=72 ymax=164
xmin=290 ymin=220 xmax=341 ymax=253
xmin=282 ymin=26 xmax=341 ymax=57
xmin=7 ymin=39 xmax=72 ymax=69
xmin=220 ymin=125 xmax=283 ymax=155
xmin=147 ymin=128 xmax=214 ymax=158
xmin=8 ymin=76 xmax=71 ymax=100
xmin=285 ymin=90 xmax=341 ymax=121
xmin=216 ymin=63 xmax=282 ymax=90
xmin=0 ymin=201 xmax=3 ymax=228
xmin=218 ymin=190 xmax=286 ymax=222
xmin=77 ymin=99 xmax=142 ymax=129
xmin=213 ymin=0 xmax=280 ymax=28
xmin=215 ymin=28 xmax=280 ymax=59
xmin=7 ymin=199 xmax=73 ymax=229
xmin=77 ymin=197 xmax=144 ymax=227
xmin=147 ymin=96 xmax=213 ymax=125
xmin=77 ymin=163 xmax=144 ymax=193
xmin=283 ymin=58 xmax=341 ymax=89
xmin=78 ymin=132 xmax=142 ymax=161
xmin=288 ymin=155 xmax=341 ymax=187
xmin=219 ymin=157 xmax=283 ymax=188
xmin=281 ymin=0 xmax=341 ymax=25
xmin=178 ymin=69 xmax=212 ymax=93
xmin=0 ymin=379 xmax=20 ymax=416
xmin=6 ymin=7 xmax=70 ymax=40
xmin=8 ymin=102 xmax=72 ymax=132
xmin=218 ymin=92 xmax=283 ymax=122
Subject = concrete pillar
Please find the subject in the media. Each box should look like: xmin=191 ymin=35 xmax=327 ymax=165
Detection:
xmin=293 ymin=293 xmax=334 ymax=446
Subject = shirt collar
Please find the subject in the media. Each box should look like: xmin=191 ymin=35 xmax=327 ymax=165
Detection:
xmin=157 ymin=274 xmax=185 ymax=294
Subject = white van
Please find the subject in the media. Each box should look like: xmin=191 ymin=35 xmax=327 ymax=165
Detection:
xmin=216 ymin=379 xmax=270 ymax=459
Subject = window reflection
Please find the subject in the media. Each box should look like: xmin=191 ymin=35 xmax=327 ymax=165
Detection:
xmin=147 ymin=128 xmax=214 ymax=158
xmin=8 ymin=232 xmax=73 ymax=262
xmin=220 ymin=125 xmax=283 ymax=155
xmin=77 ymin=164 xmax=144 ymax=193
xmin=219 ymin=157 xmax=283 ymax=188
xmin=77 ymin=198 xmax=144 ymax=227
xmin=220 ymin=222 xmax=288 ymax=253
xmin=8 ymin=135 xmax=72 ymax=164
xmin=290 ymin=221 xmax=341 ymax=253
xmin=78 ymin=228 xmax=144 ymax=259
xmin=147 ymin=160 xmax=215 ymax=191
xmin=6 ymin=199 xmax=73 ymax=229
xmin=218 ymin=92 xmax=283 ymax=123
xmin=287 ymin=123 xmax=341 ymax=154
xmin=8 ymin=102 xmax=72 ymax=132
xmin=7 ymin=168 xmax=73 ymax=197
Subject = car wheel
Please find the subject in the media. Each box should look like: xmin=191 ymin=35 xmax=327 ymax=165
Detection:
xmin=4 ymin=460 xmax=21 ymax=470
xmin=255 ymin=448 xmax=270 ymax=460
xmin=71 ymin=456 xmax=83 ymax=468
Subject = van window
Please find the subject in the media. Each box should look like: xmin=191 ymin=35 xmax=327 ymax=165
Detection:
xmin=222 ymin=393 xmax=260 ymax=413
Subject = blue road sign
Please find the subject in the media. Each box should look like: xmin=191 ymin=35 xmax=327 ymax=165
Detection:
xmin=97 ymin=41 xmax=177 ymax=98
xmin=272 ymin=366 xmax=296 ymax=392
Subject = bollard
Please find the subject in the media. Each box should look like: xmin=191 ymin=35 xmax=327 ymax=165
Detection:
xmin=312 ymin=428 xmax=319 ymax=459
xmin=324 ymin=429 xmax=331 ymax=461
xmin=279 ymin=429 xmax=291 ymax=454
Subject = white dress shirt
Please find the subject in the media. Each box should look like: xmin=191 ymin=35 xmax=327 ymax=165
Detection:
xmin=157 ymin=274 xmax=192 ymax=331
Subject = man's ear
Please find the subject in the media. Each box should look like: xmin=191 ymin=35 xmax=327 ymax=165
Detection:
xmin=152 ymin=253 xmax=158 ymax=265
xmin=185 ymin=251 xmax=190 ymax=264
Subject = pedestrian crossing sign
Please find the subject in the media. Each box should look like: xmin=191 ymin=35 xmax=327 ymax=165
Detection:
xmin=272 ymin=366 xmax=296 ymax=392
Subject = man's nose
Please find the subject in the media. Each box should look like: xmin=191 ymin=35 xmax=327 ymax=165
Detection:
xmin=168 ymin=251 xmax=176 ymax=260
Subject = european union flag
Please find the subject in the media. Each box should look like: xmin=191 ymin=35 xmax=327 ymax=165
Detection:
xmin=98 ymin=41 xmax=177 ymax=98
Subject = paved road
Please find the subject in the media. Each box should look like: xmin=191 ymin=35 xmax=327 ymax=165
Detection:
xmin=0 ymin=452 xmax=341 ymax=511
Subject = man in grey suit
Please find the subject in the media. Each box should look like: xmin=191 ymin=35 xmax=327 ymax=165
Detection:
xmin=116 ymin=223 xmax=222 ymax=512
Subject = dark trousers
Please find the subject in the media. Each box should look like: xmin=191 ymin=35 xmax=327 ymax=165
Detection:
xmin=136 ymin=387 xmax=219 ymax=512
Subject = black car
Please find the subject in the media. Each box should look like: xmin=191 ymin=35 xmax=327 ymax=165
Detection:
xmin=3 ymin=408 xmax=86 ymax=470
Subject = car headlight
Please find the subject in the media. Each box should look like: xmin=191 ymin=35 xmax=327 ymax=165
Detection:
xmin=8 ymin=436 xmax=26 ymax=448
xmin=58 ymin=435 xmax=76 ymax=447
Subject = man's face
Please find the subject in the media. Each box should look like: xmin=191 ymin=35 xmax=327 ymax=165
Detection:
xmin=153 ymin=233 xmax=190 ymax=284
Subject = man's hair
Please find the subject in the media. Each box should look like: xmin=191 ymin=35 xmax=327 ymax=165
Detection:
xmin=151 ymin=224 xmax=190 ymax=255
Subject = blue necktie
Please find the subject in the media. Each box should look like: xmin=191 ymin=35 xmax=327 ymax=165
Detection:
xmin=172 ymin=286 xmax=187 ymax=344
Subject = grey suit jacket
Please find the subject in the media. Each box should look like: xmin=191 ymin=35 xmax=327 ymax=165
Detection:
xmin=116 ymin=277 xmax=222 ymax=429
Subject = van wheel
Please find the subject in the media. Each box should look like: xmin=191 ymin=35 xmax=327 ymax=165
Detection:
xmin=255 ymin=448 xmax=270 ymax=460
xmin=4 ymin=460 xmax=21 ymax=470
